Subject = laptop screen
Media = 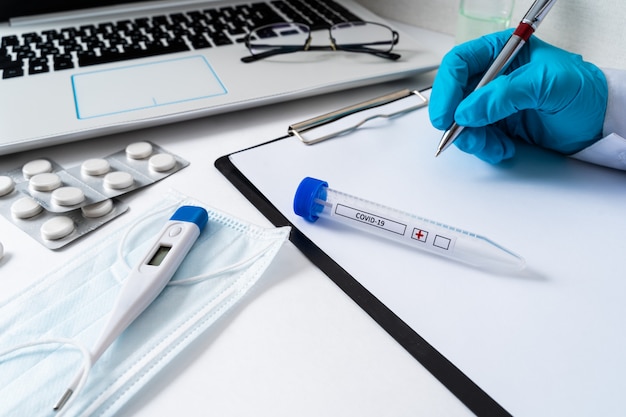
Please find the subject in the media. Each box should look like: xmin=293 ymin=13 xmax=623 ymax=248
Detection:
xmin=1 ymin=0 xmax=153 ymax=21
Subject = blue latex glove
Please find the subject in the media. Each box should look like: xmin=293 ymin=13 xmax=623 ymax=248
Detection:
xmin=429 ymin=30 xmax=608 ymax=163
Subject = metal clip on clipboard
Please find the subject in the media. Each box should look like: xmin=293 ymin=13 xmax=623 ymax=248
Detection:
xmin=288 ymin=89 xmax=429 ymax=145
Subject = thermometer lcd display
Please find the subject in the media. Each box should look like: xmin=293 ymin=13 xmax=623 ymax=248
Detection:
xmin=148 ymin=245 xmax=171 ymax=266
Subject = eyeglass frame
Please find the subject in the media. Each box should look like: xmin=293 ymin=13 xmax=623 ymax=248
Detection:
xmin=241 ymin=21 xmax=401 ymax=63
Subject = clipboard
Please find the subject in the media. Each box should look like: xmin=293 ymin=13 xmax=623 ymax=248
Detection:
xmin=215 ymin=88 xmax=626 ymax=417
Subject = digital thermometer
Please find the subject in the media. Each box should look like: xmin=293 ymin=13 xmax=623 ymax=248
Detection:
xmin=54 ymin=205 xmax=208 ymax=412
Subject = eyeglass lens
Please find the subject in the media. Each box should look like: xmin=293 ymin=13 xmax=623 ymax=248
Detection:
xmin=247 ymin=22 xmax=310 ymax=55
xmin=331 ymin=22 xmax=395 ymax=52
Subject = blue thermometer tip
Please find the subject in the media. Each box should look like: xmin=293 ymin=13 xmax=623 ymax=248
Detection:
xmin=170 ymin=205 xmax=208 ymax=231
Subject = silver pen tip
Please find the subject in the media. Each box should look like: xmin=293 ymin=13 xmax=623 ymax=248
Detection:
xmin=436 ymin=123 xmax=464 ymax=157
xmin=53 ymin=388 xmax=74 ymax=412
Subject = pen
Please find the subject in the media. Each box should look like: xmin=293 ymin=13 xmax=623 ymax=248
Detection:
xmin=435 ymin=0 xmax=558 ymax=156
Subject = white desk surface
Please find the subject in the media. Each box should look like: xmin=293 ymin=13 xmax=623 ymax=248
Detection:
xmin=0 ymin=26 xmax=478 ymax=416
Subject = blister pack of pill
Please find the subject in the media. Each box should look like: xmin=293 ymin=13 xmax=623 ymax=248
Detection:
xmin=65 ymin=141 xmax=189 ymax=201
xmin=11 ymin=159 xmax=111 ymax=213
xmin=0 ymin=141 xmax=188 ymax=249
xmin=0 ymin=183 xmax=128 ymax=250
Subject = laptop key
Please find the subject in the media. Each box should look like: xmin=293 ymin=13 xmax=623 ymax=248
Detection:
xmin=2 ymin=65 xmax=24 ymax=79
xmin=210 ymin=33 xmax=233 ymax=46
xmin=0 ymin=57 xmax=20 ymax=70
xmin=53 ymin=54 xmax=74 ymax=70
xmin=1 ymin=35 xmax=19 ymax=48
xmin=37 ymin=43 xmax=60 ymax=56
xmin=28 ymin=57 xmax=50 ymax=74
xmin=189 ymin=35 xmax=212 ymax=49
xmin=14 ymin=45 xmax=36 ymax=60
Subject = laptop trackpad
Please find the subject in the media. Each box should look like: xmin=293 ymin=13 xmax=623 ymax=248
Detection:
xmin=71 ymin=56 xmax=227 ymax=119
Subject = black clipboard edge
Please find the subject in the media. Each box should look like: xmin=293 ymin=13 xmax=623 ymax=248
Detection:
xmin=215 ymin=142 xmax=511 ymax=417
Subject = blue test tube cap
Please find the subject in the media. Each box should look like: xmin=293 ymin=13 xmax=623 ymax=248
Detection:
xmin=170 ymin=205 xmax=209 ymax=231
xmin=294 ymin=177 xmax=328 ymax=222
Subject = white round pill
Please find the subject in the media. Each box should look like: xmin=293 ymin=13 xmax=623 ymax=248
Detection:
xmin=126 ymin=141 xmax=153 ymax=159
xmin=81 ymin=158 xmax=111 ymax=176
xmin=149 ymin=153 xmax=176 ymax=172
xmin=11 ymin=196 xmax=43 ymax=219
xmin=41 ymin=216 xmax=75 ymax=240
xmin=22 ymin=159 xmax=52 ymax=179
xmin=0 ymin=176 xmax=15 ymax=196
xmin=29 ymin=172 xmax=62 ymax=192
xmin=103 ymin=171 xmax=134 ymax=190
xmin=81 ymin=199 xmax=113 ymax=218
xmin=51 ymin=186 xmax=85 ymax=206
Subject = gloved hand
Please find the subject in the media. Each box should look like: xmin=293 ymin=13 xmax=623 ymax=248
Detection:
xmin=429 ymin=29 xmax=608 ymax=164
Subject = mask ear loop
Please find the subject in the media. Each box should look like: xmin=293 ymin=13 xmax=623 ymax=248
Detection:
xmin=0 ymin=338 xmax=93 ymax=416
xmin=168 ymin=241 xmax=279 ymax=286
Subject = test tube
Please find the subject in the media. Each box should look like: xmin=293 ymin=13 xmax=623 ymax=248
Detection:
xmin=293 ymin=177 xmax=526 ymax=272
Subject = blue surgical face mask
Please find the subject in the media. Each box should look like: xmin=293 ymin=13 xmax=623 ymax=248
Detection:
xmin=0 ymin=191 xmax=290 ymax=417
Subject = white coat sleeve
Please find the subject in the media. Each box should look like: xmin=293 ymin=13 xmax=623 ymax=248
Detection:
xmin=571 ymin=68 xmax=626 ymax=170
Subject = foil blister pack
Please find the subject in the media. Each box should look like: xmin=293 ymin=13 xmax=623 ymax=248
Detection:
xmin=0 ymin=142 xmax=188 ymax=249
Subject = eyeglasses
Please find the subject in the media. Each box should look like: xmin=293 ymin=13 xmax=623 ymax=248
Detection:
xmin=241 ymin=21 xmax=401 ymax=63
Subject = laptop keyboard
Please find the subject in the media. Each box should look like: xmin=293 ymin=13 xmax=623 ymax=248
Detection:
xmin=0 ymin=0 xmax=362 ymax=79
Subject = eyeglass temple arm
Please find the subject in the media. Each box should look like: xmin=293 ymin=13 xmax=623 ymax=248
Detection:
xmin=240 ymin=45 xmax=304 ymax=63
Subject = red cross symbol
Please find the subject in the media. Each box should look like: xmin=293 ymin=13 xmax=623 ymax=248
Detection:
xmin=413 ymin=228 xmax=427 ymax=242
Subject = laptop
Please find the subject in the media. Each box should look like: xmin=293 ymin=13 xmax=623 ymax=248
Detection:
xmin=0 ymin=0 xmax=441 ymax=155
